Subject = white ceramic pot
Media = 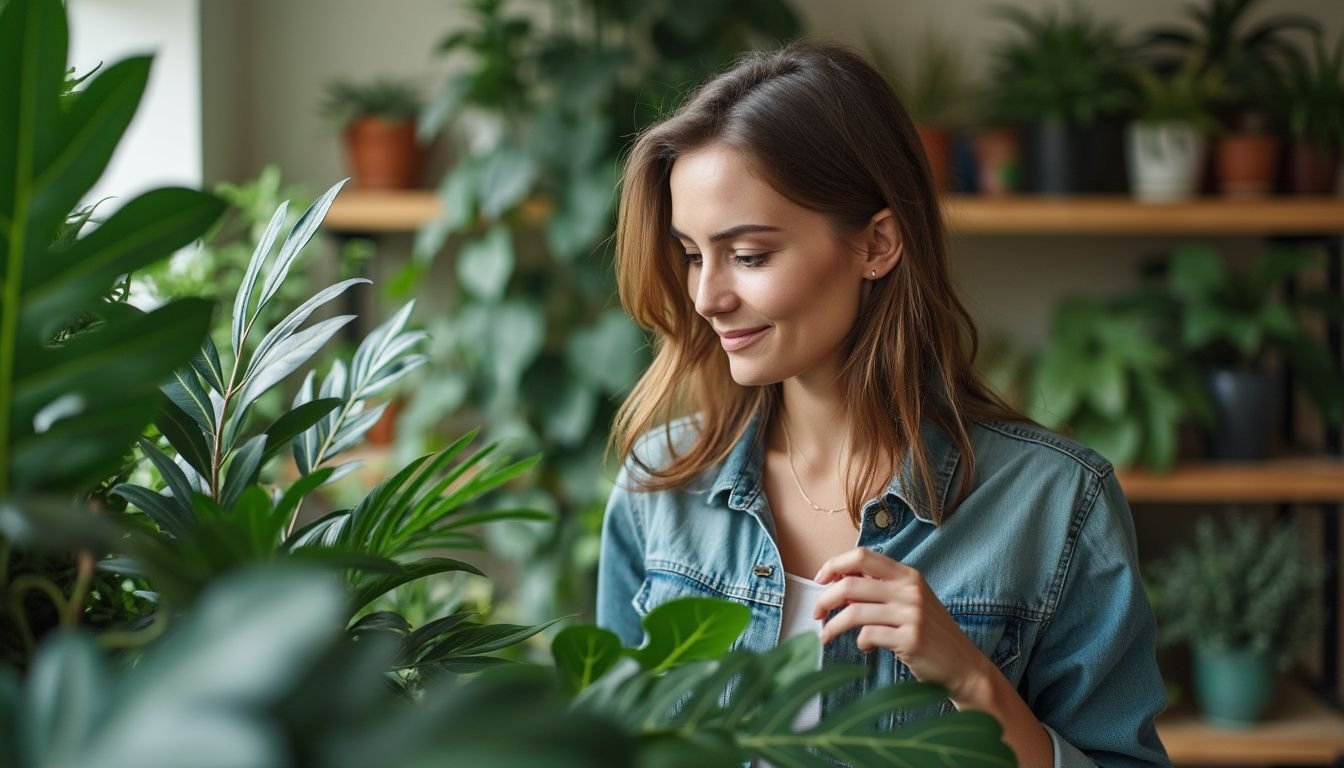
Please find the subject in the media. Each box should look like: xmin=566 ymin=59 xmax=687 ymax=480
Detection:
xmin=1125 ymin=121 xmax=1206 ymax=203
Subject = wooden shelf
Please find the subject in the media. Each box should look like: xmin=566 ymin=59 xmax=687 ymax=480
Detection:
xmin=323 ymin=191 xmax=1344 ymax=236
xmin=325 ymin=190 xmax=440 ymax=232
xmin=944 ymin=195 xmax=1344 ymax=235
xmin=1117 ymin=458 xmax=1344 ymax=504
xmin=1158 ymin=681 xmax=1344 ymax=766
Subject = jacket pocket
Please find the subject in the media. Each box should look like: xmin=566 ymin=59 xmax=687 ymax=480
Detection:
xmin=888 ymin=611 xmax=1024 ymax=726
xmin=633 ymin=564 xmax=731 ymax=618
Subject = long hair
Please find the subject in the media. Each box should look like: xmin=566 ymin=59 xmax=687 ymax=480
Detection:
xmin=610 ymin=40 xmax=1023 ymax=525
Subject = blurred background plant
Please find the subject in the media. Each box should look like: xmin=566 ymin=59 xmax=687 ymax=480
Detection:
xmin=396 ymin=0 xmax=802 ymax=627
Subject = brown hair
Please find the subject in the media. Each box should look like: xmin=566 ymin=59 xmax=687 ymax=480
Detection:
xmin=610 ymin=40 xmax=1022 ymax=525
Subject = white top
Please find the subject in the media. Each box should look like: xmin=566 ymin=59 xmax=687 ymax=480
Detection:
xmin=753 ymin=572 xmax=827 ymax=768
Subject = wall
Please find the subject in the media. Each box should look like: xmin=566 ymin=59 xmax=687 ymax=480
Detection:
xmin=68 ymin=0 xmax=203 ymax=207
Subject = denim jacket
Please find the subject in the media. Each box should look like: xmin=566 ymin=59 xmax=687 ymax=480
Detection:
xmin=597 ymin=413 xmax=1171 ymax=768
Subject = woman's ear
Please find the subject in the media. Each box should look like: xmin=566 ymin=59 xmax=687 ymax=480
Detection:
xmin=861 ymin=208 xmax=903 ymax=279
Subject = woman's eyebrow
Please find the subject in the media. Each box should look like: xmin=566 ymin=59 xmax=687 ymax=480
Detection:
xmin=668 ymin=223 xmax=783 ymax=244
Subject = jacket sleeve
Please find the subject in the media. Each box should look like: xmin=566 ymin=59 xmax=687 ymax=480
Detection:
xmin=1026 ymin=472 xmax=1172 ymax=768
xmin=595 ymin=465 xmax=647 ymax=649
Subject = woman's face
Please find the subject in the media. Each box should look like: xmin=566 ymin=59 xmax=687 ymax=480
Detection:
xmin=669 ymin=143 xmax=869 ymax=388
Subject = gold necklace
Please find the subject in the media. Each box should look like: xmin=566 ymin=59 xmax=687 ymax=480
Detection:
xmin=780 ymin=419 xmax=847 ymax=516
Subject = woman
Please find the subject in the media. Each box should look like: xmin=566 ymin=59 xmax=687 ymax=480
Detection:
xmin=597 ymin=41 xmax=1169 ymax=768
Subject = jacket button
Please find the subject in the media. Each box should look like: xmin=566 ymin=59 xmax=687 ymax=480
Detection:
xmin=873 ymin=509 xmax=892 ymax=529
xmin=752 ymin=564 xmax=774 ymax=578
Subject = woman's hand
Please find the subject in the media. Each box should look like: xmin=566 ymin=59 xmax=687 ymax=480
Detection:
xmin=812 ymin=546 xmax=994 ymax=707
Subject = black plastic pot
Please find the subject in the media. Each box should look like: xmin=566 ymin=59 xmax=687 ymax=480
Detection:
xmin=1206 ymin=369 xmax=1276 ymax=460
xmin=1022 ymin=119 xmax=1127 ymax=195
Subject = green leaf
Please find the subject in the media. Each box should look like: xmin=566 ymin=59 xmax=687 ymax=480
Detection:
xmin=552 ymin=626 xmax=623 ymax=695
xmin=633 ymin=597 xmax=751 ymax=674
xmin=476 ymin=146 xmax=539 ymax=218
xmin=349 ymin=557 xmax=484 ymax=612
xmin=261 ymin=397 xmax=341 ymax=464
xmin=232 ymin=200 xmax=288 ymax=358
xmin=110 ymin=483 xmax=195 ymax=540
xmin=456 ymin=226 xmax=514 ymax=301
xmin=20 ymin=631 xmax=110 ymax=766
xmin=163 ymin=366 xmax=216 ymax=434
xmin=221 ymin=434 xmax=267 ymax=509
xmin=22 ymin=187 xmax=225 ymax=338
xmin=154 ymin=394 xmax=213 ymax=480
xmin=566 ymin=310 xmax=647 ymax=394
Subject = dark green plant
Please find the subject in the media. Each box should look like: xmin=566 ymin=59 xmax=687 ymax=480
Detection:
xmin=1131 ymin=53 xmax=1227 ymax=132
xmin=868 ymin=30 xmax=968 ymax=126
xmin=1148 ymin=514 xmax=1323 ymax=668
xmin=1027 ymin=297 xmax=1211 ymax=472
xmin=408 ymin=0 xmax=802 ymax=625
xmin=988 ymin=3 xmax=1135 ymax=126
xmin=1141 ymin=0 xmax=1319 ymax=122
xmin=1276 ymin=31 xmax=1344 ymax=151
xmin=321 ymin=77 xmax=421 ymax=126
xmin=1161 ymin=243 xmax=1343 ymax=424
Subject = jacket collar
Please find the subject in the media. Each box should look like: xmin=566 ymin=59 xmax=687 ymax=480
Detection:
xmin=710 ymin=409 xmax=961 ymax=525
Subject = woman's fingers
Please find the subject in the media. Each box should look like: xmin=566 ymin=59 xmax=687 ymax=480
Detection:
xmin=814 ymin=546 xmax=917 ymax=585
xmin=817 ymin=601 xmax=900 ymax=644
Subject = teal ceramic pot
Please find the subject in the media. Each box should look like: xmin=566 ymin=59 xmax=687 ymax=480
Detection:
xmin=1192 ymin=644 xmax=1277 ymax=727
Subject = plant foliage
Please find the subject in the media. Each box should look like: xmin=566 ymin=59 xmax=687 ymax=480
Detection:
xmin=1148 ymin=514 xmax=1323 ymax=668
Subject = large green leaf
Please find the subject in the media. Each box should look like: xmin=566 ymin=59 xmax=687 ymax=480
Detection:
xmin=633 ymin=597 xmax=751 ymax=674
xmin=553 ymin=625 xmax=624 ymax=695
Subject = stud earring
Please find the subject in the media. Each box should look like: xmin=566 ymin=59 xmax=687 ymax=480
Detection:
xmin=870 ymin=269 xmax=878 ymax=278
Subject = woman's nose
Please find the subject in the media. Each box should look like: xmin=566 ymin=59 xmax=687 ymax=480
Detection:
xmin=692 ymin=263 xmax=736 ymax=318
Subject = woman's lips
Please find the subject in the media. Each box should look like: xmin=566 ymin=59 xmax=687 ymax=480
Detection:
xmin=718 ymin=327 xmax=769 ymax=352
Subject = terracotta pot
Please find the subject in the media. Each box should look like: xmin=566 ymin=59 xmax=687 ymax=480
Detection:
xmin=916 ymin=124 xmax=953 ymax=193
xmin=1285 ymin=142 xmax=1341 ymax=196
xmin=1215 ymin=133 xmax=1278 ymax=198
xmin=366 ymin=398 xmax=404 ymax=446
xmin=971 ymin=127 xmax=1020 ymax=197
xmin=345 ymin=116 xmax=420 ymax=190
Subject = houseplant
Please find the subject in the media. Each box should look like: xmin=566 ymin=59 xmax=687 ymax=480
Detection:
xmin=0 ymin=4 xmax=1015 ymax=763
xmin=869 ymin=31 xmax=968 ymax=192
xmin=1148 ymin=514 xmax=1323 ymax=726
xmin=1141 ymin=0 xmax=1320 ymax=196
xmin=1125 ymin=54 xmax=1226 ymax=202
xmin=1159 ymin=243 xmax=1343 ymax=459
xmin=1026 ymin=296 xmax=1211 ymax=472
xmin=321 ymin=77 xmax=422 ymax=189
xmin=987 ymin=3 xmax=1135 ymax=194
xmin=1276 ymin=31 xmax=1344 ymax=195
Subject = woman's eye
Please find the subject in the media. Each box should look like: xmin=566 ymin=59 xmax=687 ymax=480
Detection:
xmin=682 ymin=251 xmax=703 ymax=265
xmin=734 ymin=252 xmax=771 ymax=268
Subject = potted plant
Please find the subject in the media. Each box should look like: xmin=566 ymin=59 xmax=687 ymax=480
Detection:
xmin=869 ymin=31 xmax=968 ymax=192
xmin=321 ymin=77 xmax=423 ymax=189
xmin=1159 ymin=243 xmax=1344 ymax=459
xmin=1126 ymin=54 xmax=1226 ymax=202
xmin=988 ymin=3 xmax=1135 ymax=195
xmin=1276 ymin=31 xmax=1344 ymax=195
xmin=1026 ymin=296 xmax=1211 ymax=472
xmin=1148 ymin=515 xmax=1323 ymax=727
xmin=1141 ymin=0 xmax=1320 ymax=196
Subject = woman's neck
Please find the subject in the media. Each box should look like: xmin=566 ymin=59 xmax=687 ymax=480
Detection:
xmin=776 ymin=376 xmax=851 ymax=467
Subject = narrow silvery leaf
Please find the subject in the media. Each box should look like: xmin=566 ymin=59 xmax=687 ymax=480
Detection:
xmin=257 ymin=180 xmax=347 ymax=312
xmin=192 ymin=336 xmax=227 ymax=394
xmin=352 ymin=300 xmax=416 ymax=386
xmin=173 ymin=453 xmax=211 ymax=495
xmin=208 ymin=390 xmax=226 ymax=431
xmin=232 ymin=200 xmax=289 ymax=358
xmin=236 ymin=315 xmax=354 ymax=413
xmin=292 ymin=372 xmax=319 ymax=475
xmin=356 ymin=355 xmax=429 ymax=399
xmin=325 ymin=402 xmax=387 ymax=457
xmin=319 ymin=359 xmax=348 ymax=401
xmin=366 ymin=331 xmax=429 ymax=381
xmin=246 ymin=277 xmax=370 ymax=382
xmin=324 ymin=460 xmax=363 ymax=485
xmin=221 ymin=435 xmax=267 ymax=509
